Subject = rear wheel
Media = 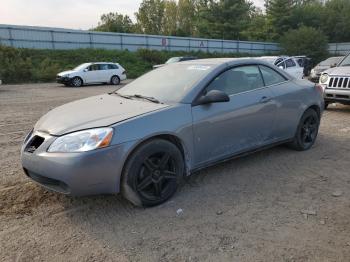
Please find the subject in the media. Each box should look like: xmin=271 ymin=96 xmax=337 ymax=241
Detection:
xmin=111 ymin=75 xmax=120 ymax=85
xmin=121 ymin=139 xmax=184 ymax=207
xmin=288 ymin=108 xmax=320 ymax=151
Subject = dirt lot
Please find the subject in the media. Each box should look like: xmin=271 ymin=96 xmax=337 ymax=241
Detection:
xmin=1 ymin=83 xmax=350 ymax=262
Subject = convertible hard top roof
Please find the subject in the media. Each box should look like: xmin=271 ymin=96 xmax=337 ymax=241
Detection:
xmin=179 ymin=57 xmax=265 ymax=65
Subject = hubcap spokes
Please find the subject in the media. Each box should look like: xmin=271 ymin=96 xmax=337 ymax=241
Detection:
xmin=301 ymin=116 xmax=317 ymax=144
xmin=137 ymin=153 xmax=177 ymax=199
xmin=73 ymin=78 xmax=81 ymax=86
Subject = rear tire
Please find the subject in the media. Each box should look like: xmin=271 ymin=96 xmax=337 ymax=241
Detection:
xmin=287 ymin=108 xmax=320 ymax=151
xmin=111 ymin=75 xmax=120 ymax=85
xmin=121 ymin=139 xmax=184 ymax=207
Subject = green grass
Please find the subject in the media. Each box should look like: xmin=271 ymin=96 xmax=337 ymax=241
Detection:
xmin=0 ymin=45 xmax=263 ymax=84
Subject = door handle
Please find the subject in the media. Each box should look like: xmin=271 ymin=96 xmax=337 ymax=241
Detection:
xmin=260 ymin=96 xmax=271 ymax=103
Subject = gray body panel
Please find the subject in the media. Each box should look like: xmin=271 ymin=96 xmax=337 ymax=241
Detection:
xmin=21 ymin=58 xmax=324 ymax=196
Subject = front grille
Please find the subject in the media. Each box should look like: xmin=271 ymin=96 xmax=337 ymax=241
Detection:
xmin=23 ymin=169 xmax=69 ymax=194
xmin=327 ymin=77 xmax=350 ymax=89
xmin=25 ymin=135 xmax=45 ymax=153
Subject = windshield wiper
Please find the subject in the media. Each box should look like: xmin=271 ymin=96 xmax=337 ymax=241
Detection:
xmin=110 ymin=92 xmax=160 ymax=103
xmin=132 ymin=94 xmax=160 ymax=104
xmin=112 ymin=92 xmax=133 ymax=99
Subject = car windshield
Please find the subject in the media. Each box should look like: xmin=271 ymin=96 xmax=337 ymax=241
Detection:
xmin=338 ymin=55 xmax=350 ymax=67
xmin=117 ymin=63 xmax=213 ymax=103
xmin=73 ymin=63 xmax=90 ymax=71
xmin=321 ymin=57 xmax=342 ymax=66
xmin=165 ymin=57 xmax=181 ymax=64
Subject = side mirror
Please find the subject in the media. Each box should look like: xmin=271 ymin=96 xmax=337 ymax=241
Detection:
xmin=330 ymin=64 xmax=336 ymax=68
xmin=278 ymin=65 xmax=284 ymax=70
xmin=83 ymin=68 xmax=89 ymax=72
xmin=195 ymin=90 xmax=230 ymax=106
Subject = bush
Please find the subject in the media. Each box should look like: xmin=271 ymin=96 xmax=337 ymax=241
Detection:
xmin=280 ymin=26 xmax=329 ymax=63
xmin=0 ymin=45 xmax=256 ymax=84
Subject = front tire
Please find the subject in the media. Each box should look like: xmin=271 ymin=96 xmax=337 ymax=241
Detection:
xmin=288 ymin=108 xmax=320 ymax=151
xmin=71 ymin=77 xmax=83 ymax=87
xmin=121 ymin=139 xmax=184 ymax=207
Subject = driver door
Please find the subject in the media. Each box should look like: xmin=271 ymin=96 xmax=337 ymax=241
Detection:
xmin=191 ymin=65 xmax=277 ymax=167
xmin=84 ymin=64 xmax=102 ymax=83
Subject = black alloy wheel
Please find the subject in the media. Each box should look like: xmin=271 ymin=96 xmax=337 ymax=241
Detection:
xmin=288 ymin=108 xmax=320 ymax=151
xmin=135 ymin=152 xmax=177 ymax=202
xmin=121 ymin=139 xmax=184 ymax=207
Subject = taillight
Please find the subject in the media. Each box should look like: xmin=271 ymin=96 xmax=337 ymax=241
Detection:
xmin=122 ymin=71 xmax=126 ymax=75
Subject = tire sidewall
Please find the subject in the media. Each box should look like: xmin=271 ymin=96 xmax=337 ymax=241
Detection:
xmin=294 ymin=109 xmax=320 ymax=151
xmin=122 ymin=139 xmax=184 ymax=207
xmin=111 ymin=75 xmax=120 ymax=85
xmin=71 ymin=77 xmax=83 ymax=87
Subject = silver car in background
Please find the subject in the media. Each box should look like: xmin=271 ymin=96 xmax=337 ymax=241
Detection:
xmin=310 ymin=56 xmax=344 ymax=82
xmin=21 ymin=58 xmax=324 ymax=207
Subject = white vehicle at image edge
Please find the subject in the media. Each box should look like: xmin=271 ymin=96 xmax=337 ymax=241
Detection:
xmin=319 ymin=54 xmax=350 ymax=109
xmin=56 ymin=62 xmax=127 ymax=87
xmin=259 ymin=56 xmax=304 ymax=79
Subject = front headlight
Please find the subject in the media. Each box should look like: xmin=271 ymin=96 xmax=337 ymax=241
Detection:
xmin=48 ymin=127 xmax=114 ymax=153
xmin=320 ymin=74 xmax=329 ymax=83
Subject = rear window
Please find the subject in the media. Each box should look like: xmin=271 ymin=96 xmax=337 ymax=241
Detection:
xmin=259 ymin=65 xmax=287 ymax=86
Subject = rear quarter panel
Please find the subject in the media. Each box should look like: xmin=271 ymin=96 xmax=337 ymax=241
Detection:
xmin=269 ymin=79 xmax=323 ymax=140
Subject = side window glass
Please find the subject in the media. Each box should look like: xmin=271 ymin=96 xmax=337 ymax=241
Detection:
xmin=259 ymin=65 xmax=287 ymax=86
xmin=108 ymin=64 xmax=118 ymax=70
xmin=276 ymin=60 xmax=286 ymax=69
xmin=274 ymin=58 xmax=283 ymax=65
xmin=89 ymin=64 xmax=99 ymax=71
xmin=100 ymin=64 xmax=109 ymax=70
xmin=286 ymin=59 xmax=296 ymax=68
xmin=296 ymin=58 xmax=303 ymax=67
xmin=206 ymin=66 xmax=264 ymax=95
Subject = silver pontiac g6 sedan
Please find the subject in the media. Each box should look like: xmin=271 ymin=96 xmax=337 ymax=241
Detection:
xmin=21 ymin=58 xmax=324 ymax=207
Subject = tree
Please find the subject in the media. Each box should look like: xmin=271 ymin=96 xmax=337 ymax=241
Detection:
xmin=94 ymin=12 xmax=134 ymax=33
xmin=266 ymin=0 xmax=294 ymax=40
xmin=289 ymin=1 xmax=324 ymax=30
xmin=162 ymin=0 xmax=178 ymax=35
xmin=195 ymin=0 xmax=253 ymax=40
xmin=135 ymin=0 xmax=165 ymax=34
xmin=241 ymin=9 xmax=272 ymax=41
xmin=322 ymin=0 xmax=350 ymax=42
xmin=177 ymin=0 xmax=196 ymax=36
xmin=280 ymin=26 xmax=328 ymax=62
xmin=194 ymin=0 xmax=217 ymax=38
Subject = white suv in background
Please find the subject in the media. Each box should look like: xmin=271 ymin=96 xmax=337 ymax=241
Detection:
xmin=319 ymin=54 xmax=350 ymax=109
xmin=259 ymin=56 xmax=304 ymax=79
xmin=57 ymin=62 xmax=127 ymax=87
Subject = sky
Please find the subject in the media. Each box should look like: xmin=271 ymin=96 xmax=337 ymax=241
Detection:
xmin=0 ymin=0 xmax=265 ymax=30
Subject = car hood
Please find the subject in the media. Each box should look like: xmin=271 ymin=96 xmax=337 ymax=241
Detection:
xmin=58 ymin=70 xmax=76 ymax=76
xmin=324 ymin=66 xmax=350 ymax=76
xmin=34 ymin=94 xmax=169 ymax=136
xmin=313 ymin=65 xmax=330 ymax=72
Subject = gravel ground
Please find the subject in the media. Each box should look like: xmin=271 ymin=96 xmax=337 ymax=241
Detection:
xmin=1 ymin=83 xmax=350 ymax=262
